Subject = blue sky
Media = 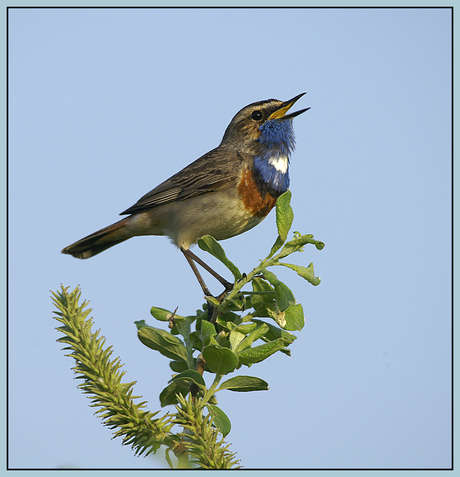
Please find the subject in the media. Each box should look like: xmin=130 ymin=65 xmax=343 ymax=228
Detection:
xmin=8 ymin=6 xmax=451 ymax=470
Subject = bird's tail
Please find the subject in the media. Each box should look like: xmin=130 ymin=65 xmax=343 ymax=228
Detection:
xmin=61 ymin=217 xmax=132 ymax=259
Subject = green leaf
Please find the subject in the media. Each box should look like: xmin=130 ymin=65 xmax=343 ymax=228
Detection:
xmin=169 ymin=360 xmax=189 ymax=373
xmin=235 ymin=323 xmax=269 ymax=353
xmin=284 ymin=304 xmax=305 ymax=331
xmin=208 ymin=394 xmax=218 ymax=405
xmin=171 ymin=314 xmax=195 ymax=339
xmin=135 ymin=320 xmax=148 ymax=330
xmin=251 ymin=276 xmax=275 ymax=293
xmin=200 ymin=319 xmax=217 ymax=347
xmin=275 ymin=190 xmax=293 ymax=242
xmin=205 ymin=295 xmax=220 ymax=307
xmin=249 ymin=278 xmax=275 ymax=309
xmin=202 ymin=345 xmax=239 ymax=375
xmin=263 ymin=270 xmax=296 ymax=311
xmin=229 ymin=329 xmax=246 ymax=352
xmin=189 ymin=331 xmax=203 ymax=351
xmin=206 ymin=404 xmax=231 ymax=437
xmin=215 ymin=330 xmax=229 ymax=346
xmin=170 ymin=369 xmax=206 ymax=390
xmin=266 ymin=306 xmax=288 ymax=328
xmin=229 ymin=322 xmax=268 ymax=351
xmin=277 ymin=262 xmax=321 ymax=286
xmin=276 ymin=232 xmax=325 ymax=260
xmin=138 ymin=326 xmax=188 ymax=362
xmin=150 ymin=306 xmax=183 ymax=322
xmin=218 ymin=375 xmax=269 ymax=392
xmin=198 ymin=235 xmax=242 ymax=280
xmin=237 ymin=337 xmax=292 ymax=365
xmin=233 ymin=322 xmax=259 ymax=334
xmin=251 ymin=319 xmax=297 ymax=344
xmin=159 ymin=380 xmax=189 ymax=407
xmin=269 ymin=303 xmax=305 ymax=331
xmin=315 ymin=240 xmax=325 ymax=250
xmin=276 ymin=282 xmax=296 ymax=311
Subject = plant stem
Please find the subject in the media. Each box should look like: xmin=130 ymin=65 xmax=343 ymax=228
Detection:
xmin=203 ymin=374 xmax=223 ymax=404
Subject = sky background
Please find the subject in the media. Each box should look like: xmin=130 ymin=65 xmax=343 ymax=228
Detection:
xmin=7 ymin=6 xmax=452 ymax=471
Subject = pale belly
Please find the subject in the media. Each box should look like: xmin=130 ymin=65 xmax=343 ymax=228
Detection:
xmin=127 ymin=192 xmax=270 ymax=249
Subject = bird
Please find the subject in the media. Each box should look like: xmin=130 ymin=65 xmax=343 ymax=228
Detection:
xmin=62 ymin=93 xmax=309 ymax=300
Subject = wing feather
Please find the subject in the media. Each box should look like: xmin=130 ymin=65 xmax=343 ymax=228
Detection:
xmin=120 ymin=148 xmax=247 ymax=215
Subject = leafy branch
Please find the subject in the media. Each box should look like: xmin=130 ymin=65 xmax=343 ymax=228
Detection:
xmin=53 ymin=190 xmax=324 ymax=468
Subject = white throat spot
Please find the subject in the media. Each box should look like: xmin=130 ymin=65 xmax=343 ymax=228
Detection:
xmin=268 ymin=155 xmax=289 ymax=174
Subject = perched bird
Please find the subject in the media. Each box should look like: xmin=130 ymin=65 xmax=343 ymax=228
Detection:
xmin=62 ymin=93 xmax=309 ymax=298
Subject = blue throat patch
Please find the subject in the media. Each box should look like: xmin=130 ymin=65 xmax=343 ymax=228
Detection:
xmin=253 ymin=119 xmax=296 ymax=193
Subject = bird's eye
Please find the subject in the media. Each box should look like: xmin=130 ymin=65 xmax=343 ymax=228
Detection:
xmin=251 ymin=110 xmax=263 ymax=121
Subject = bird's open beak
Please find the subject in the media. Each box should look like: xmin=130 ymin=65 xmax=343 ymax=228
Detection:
xmin=269 ymin=92 xmax=310 ymax=120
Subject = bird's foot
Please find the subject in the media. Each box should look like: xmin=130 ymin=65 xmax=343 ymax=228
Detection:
xmin=206 ymin=281 xmax=236 ymax=323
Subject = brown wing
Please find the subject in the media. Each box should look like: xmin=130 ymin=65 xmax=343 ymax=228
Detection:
xmin=120 ymin=147 xmax=248 ymax=215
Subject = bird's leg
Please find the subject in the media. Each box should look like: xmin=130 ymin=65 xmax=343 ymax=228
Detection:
xmin=181 ymin=248 xmax=213 ymax=297
xmin=181 ymin=248 xmax=234 ymax=322
xmin=181 ymin=250 xmax=215 ymax=321
xmin=181 ymin=248 xmax=233 ymax=292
